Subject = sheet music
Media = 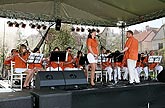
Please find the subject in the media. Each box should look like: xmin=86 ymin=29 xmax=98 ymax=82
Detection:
xmin=27 ymin=53 xmax=44 ymax=63
xmin=148 ymin=56 xmax=162 ymax=63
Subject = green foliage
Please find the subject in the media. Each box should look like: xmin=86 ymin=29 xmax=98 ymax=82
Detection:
xmin=46 ymin=25 xmax=76 ymax=53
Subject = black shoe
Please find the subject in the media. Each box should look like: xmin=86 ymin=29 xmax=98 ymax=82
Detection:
xmin=134 ymin=82 xmax=140 ymax=85
xmin=125 ymin=82 xmax=134 ymax=86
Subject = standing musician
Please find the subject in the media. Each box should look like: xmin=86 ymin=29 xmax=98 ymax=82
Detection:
xmin=86 ymin=29 xmax=99 ymax=86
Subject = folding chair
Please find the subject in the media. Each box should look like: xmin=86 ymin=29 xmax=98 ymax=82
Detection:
xmin=10 ymin=61 xmax=27 ymax=91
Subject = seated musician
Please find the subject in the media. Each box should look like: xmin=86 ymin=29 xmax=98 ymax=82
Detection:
xmin=25 ymin=48 xmax=45 ymax=88
xmin=98 ymin=49 xmax=113 ymax=82
xmin=136 ymin=53 xmax=144 ymax=78
xmin=143 ymin=50 xmax=163 ymax=80
xmin=46 ymin=47 xmax=63 ymax=71
xmin=28 ymin=48 xmax=45 ymax=72
xmin=74 ymin=51 xmax=83 ymax=69
xmin=64 ymin=47 xmax=78 ymax=70
xmin=121 ymin=58 xmax=129 ymax=81
xmin=113 ymin=50 xmax=122 ymax=81
xmin=148 ymin=50 xmax=163 ymax=75
xmin=12 ymin=44 xmax=34 ymax=89
xmin=3 ymin=49 xmax=18 ymax=78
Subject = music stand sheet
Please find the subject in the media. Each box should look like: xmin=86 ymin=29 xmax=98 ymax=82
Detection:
xmin=148 ymin=56 xmax=162 ymax=63
xmin=27 ymin=53 xmax=44 ymax=63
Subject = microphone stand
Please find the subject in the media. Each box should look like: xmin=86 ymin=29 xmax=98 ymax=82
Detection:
xmin=97 ymin=36 xmax=106 ymax=86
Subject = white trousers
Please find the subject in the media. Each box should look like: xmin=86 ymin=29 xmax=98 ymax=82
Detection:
xmin=105 ymin=66 xmax=113 ymax=81
xmin=122 ymin=67 xmax=129 ymax=80
xmin=114 ymin=66 xmax=121 ymax=81
xmin=143 ymin=66 xmax=149 ymax=78
xmin=155 ymin=65 xmax=163 ymax=74
xmin=136 ymin=67 xmax=143 ymax=76
xmin=127 ymin=59 xmax=140 ymax=83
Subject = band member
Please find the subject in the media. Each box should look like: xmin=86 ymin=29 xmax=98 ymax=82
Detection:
xmin=12 ymin=44 xmax=33 ymax=88
xmin=3 ymin=49 xmax=18 ymax=78
xmin=113 ymin=51 xmax=122 ymax=82
xmin=63 ymin=47 xmax=78 ymax=70
xmin=121 ymin=30 xmax=140 ymax=84
xmin=143 ymin=50 xmax=163 ymax=79
xmin=122 ymin=60 xmax=129 ymax=81
xmin=101 ymin=50 xmax=113 ymax=82
xmin=46 ymin=47 xmax=63 ymax=71
xmin=74 ymin=51 xmax=83 ymax=69
xmin=86 ymin=29 xmax=99 ymax=86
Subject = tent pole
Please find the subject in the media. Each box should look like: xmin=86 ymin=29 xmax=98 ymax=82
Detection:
xmin=120 ymin=23 xmax=125 ymax=50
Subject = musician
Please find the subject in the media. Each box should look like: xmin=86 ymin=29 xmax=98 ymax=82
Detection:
xmin=86 ymin=29 xmax=99 ymax=86
xmin=101 ymin=50 xmax=113 ymax=82
xmin=113 ymin=50 xmax=122 ymax=82
xmin=46 ymin=47 xmax=63 ymax=71
xmin=11 ymin=44 xmax=33 ymax=88
xmin=74 ymin=51 xmax=83 ymax=69
xmin=121 ymin=54 xmax=129 ymax=81
xmin=3 ymin=49 xmax=18 ymax=78
xmin=122 ymin=61 xmax=129 ymax=81
xmin=121 ymin=30 xmax=140 ymax=84
xmin=28 ymin=48 xmax=45 ymax=72
xmin=136 ymin=53 xmax=144 ymax=78
xmin=143 ymin=50 xmax=163 ymax=79
xmin=63 ymin=47 xmax=78 ymax=70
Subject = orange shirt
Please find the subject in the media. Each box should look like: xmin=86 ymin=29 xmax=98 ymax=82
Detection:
xmin=124 ymin=36 xmax=138 ymax=60
xmin=102 ymin=58 xmax=112 ymax=69
xmin=13 ymin=53 xmax=29 ymax=68
xmin=87 ymin=38 xmax=98 ymax=55
xmin=114 ymin=62 xmax=122 ymax=67
xmin=74 ymin=57 xmax=82 ymax=68
xmin=4 ymin=57 xmax=12 ymax=65
xmin=50 ymin=61 xmax=63 ymax=69
xmin=28 ymin=63 xmax=43 ymax=69
xmin=64 ymin=54 xmax=74 ymax=68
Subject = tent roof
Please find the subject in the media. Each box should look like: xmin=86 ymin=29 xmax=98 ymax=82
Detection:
xmin=0 ymin=0 xmax=165 ymax=27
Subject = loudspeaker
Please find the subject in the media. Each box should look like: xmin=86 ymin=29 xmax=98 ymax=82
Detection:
xmin=157 ymin=68 xmax=165 ymax=82
xmin=63 ymin=70 xmax=88 ymax=89
xmin=55 ymin=19 xmax=61 ymax=31
xmin=35 ymin=71 xmax=65 ymax=89
xmin=31 ymin=90 xmax=71 ymax=108
xmin=35 ymin=70 xmax=88 ymax=89
xmin=0 ymin=92 xmax=32 ymax=108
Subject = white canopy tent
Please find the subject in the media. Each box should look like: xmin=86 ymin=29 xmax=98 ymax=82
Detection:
xmin=0 ymin=0 xmax=165 ymax=26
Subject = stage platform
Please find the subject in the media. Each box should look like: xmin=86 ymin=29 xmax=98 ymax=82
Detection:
xmin=0 ymin=81 xmax=165 ymax=108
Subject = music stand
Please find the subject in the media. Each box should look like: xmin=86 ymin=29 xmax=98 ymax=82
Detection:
xmin=148 ymin=56 xmax=162 ymax=80
xmin=27 ymin=53 xmax=43 ymax=64
xmin=50 ymin=51 xmax=67 ymax=71
xmin=148 ymin=56 xmax=162 ymax=63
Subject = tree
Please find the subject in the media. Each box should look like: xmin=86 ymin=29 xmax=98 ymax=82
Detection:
xmin=45 ymin=24 xmax=76 ymax=54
